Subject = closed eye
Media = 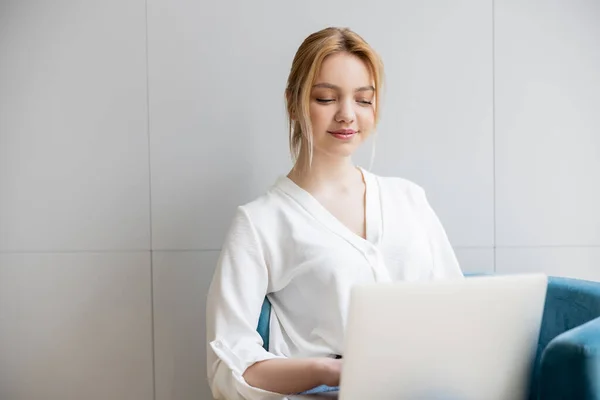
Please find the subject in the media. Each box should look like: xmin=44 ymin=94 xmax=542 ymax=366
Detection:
xmin=316 ymin=98 xmax=334 ymax=104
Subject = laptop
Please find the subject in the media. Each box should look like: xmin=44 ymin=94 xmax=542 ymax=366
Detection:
xmin=290 ymin=273 xmax=548 ymax=400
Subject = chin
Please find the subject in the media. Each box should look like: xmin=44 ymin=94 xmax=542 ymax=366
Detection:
xmin=313 ymin=134 xmax=364 ymax=156
xmin=319 ymin=146 xmax=360 ymax=159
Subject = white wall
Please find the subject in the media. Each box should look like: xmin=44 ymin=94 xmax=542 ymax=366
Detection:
xmin=0 ymin=0 xmax=598 ymax=399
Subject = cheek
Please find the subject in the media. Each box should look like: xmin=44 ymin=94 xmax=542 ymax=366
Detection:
xmin=309 ymin=105 xmax=331 ymax=130
xmin=357 ymin=108 xmax=375 ymax=129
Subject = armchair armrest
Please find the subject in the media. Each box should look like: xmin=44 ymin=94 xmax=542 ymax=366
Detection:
xmin=538 ymin=316 xmax=600 ymax=399
xmin=535 ymin=277 xmax=600 ymax=400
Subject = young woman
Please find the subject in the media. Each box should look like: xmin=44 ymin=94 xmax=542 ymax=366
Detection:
xmin=206 ymin=27 xmax=463 ymax=400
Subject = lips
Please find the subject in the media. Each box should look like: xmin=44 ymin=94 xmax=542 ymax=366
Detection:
xmin=329 ymin=129 xmax=357 ymax=135
xmin=328 ymin=129 xmax=357 ymax=140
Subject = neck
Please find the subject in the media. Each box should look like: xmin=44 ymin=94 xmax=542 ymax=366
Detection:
xmin=288 ymin=150 xmax=360 ymax=189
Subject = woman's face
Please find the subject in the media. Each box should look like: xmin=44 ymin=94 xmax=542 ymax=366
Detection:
xmin=308 ymin=52 xmax=376 ymax=160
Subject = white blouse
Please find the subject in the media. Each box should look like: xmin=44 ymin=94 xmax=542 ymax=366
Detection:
xmin=206 ymin=167 xmax=464 ymax=400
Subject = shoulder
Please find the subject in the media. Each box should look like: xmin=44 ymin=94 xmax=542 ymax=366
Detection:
xmin=364 ymin=169 xmax=428 ymax=205
xmin=220 ymin=187 xmax=284 ymax=253
xmin=230 ymin=178 xmax=289 ymax=229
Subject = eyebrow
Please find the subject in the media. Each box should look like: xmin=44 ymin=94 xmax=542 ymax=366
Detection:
xmin=312 ymin=83 xmax=375 ymax=92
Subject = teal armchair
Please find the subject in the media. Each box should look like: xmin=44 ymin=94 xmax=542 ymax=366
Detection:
xmin=256 ymin=276 xmax=600 ymax=399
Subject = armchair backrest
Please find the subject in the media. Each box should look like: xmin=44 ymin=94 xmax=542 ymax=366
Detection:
xmin=257 ymin=297 xmax=271 ymax=350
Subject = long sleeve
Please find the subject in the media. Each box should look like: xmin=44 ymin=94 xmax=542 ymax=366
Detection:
xmin=206 ymin=207 xmax=286 ymax=400
xmin=412 ymin=185 xmax=464 ymax=280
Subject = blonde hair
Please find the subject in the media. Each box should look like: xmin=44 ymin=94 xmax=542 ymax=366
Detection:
xmin=285 ymin=27 xmax=384 ymax=171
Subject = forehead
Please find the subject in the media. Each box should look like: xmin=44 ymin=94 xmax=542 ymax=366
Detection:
xmin=314 ymin=52 xmax=373 ymax=89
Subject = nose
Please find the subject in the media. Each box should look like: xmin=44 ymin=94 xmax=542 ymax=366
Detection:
xmin=335 ymin=98 xmax=355 ymax=124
